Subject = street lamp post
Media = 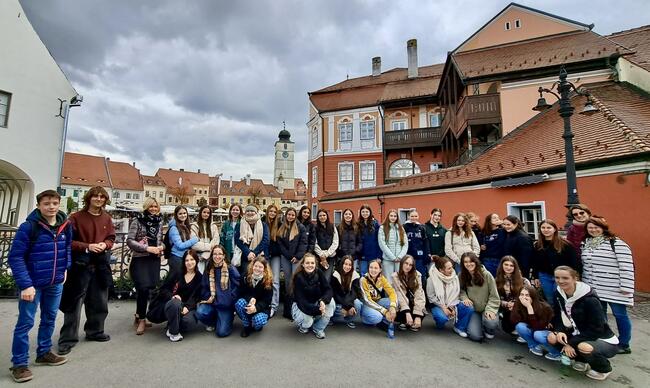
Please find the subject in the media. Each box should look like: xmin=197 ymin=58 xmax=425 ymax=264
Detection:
xmin=532 ymin=66 xmax=599 ymax=229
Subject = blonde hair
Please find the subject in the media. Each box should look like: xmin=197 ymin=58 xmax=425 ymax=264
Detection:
xmin=142 ymin=197 xmax=160 ymax=212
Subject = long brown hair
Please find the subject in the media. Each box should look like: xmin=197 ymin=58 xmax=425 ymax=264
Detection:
xmin=357 ymin=204 xmax=376 ymax=233
xmin=397 ymin=255 xmax=419 ymax=291
xmin=196 ymin=205 xmax=213 ymax=239
xmin=246 ymin=255 xmax=273 ymax=290
xmin=265 ymin=204 xmax=282 ymax=241
xmin=290 ymin=253 xmax=318 ymax=295
xmin=511 ymin=285 xmax=553 ymax=325
xmin=382 ymin=209 xmax=405 ymax=245
xmin=534 ymin=219 xmax=568 ymax=253
xmin=336 ymin=255 xmax=355 ymax=291
xmin=460 ymin=252 xmax=484 ymax=287
xmin=338 ymin=208 xmax=358 ymax=235
xmin=451 ymin=212 xmax=472 ymax=238
xmin=205 ymin=245 xmax=230 ymax=271
xmin=482 ymin=213 xmax=500 ymax=236
xmin=495 ymin=255 xmax=524 ymax=298
xmin=82 ymin=186 xmax=110 ymax=211
xmin=278 ymin=208 xmax=300 ymax=241
xmin=316 ymin=209 xmax=334 ymax=235
xmin=173 ymin=205 xmax=192 ymax=241
xmin=585 ymin=215 xmax=617 ymax=240
xmin=228 ymin=203 xmax=243 ymax=222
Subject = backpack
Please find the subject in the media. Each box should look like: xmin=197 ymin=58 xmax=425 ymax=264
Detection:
xmin=163 ymin=230 xmax=172 ymax=259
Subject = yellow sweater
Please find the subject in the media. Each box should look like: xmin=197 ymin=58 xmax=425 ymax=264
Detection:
xmin=360 ymin=274 xmax=397 ymax=314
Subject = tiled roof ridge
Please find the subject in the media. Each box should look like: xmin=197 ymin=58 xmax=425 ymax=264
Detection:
xmin=453 ymin=30 xmax=590 ymax=56
xmin=606 ymin=25 xmax=650 ymax=38
xmin=588 ymin=85 xmax=650 ymax=152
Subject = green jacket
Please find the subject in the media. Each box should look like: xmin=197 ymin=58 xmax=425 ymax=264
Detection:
xmin=424 ymin=221 xmax=446 ymax=257
xmin=219 ymin=220 xmax=240 ymax=258
xmin=460 ymin=266 xmax=500 ymax=314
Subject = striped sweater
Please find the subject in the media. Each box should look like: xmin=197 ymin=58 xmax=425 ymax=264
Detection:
xmin=581 ymin=237 xmax=635 ymax=306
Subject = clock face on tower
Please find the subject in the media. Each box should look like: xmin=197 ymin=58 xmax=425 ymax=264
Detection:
xmin=282 ymin=151 xmax=289 ymax=158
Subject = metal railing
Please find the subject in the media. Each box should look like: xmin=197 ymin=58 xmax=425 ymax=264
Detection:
xmin=384 ymin=126 xmax=443 ymax=149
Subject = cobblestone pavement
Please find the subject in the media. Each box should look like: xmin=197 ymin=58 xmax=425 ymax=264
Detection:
xmin=631 ymin=294 xmax=650 ymax=321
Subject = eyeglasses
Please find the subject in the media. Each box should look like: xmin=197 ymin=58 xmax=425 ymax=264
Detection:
xmin=572 ymin=211 xmax=586 ymax=217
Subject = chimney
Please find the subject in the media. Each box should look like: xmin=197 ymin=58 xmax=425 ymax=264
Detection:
xmin=198 ymin=168 xmax=201 ymax=173
xmin=372 ymin=56 xmax=381 ymax=76
xmin=407 ymin=39 xmax=418 ymax=78
xmin=132 ymin=161 xmax=136 ymax=167
xmin=245 ymin=174 xmax=251 ymax=186
xmin=229 ymin=176 xmax=233 ymax=188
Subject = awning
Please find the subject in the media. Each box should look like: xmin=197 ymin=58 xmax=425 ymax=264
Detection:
xmin=491 ymin=174 xmax=549 ymax=188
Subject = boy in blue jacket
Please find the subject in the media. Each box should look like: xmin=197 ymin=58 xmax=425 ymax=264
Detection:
xmin=8 ymin=190 xmax=72 ymax=383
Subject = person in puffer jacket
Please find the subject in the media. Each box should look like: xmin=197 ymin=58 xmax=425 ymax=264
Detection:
xmin=358 ymin=205 xmax=381 ymax=276
xmin=378 ymin=209 xmax=408 ymax=278
xmin=336 ymin=209 xmax=362 ymax=267
xmin=403 ymin=211 xmax=430 ymax=278
xmin=9 ymin=190 xmax=72 ymax=382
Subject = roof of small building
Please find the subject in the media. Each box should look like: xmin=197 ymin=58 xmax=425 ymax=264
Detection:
xmin=107 ymin=161 xmax=143 ymax=191
xmin=142 ymin=175 xmax=166 ymax=187
xmin=607 ymin=25 xmax=650 ymax=73
xmin=155 ymin=168 xmax=210 ymax=189
xmin=61 ymin=152 xmax=110 ymax=187
xmin=220 ymin=178 xmax=282 ymax=198
xmin=322 ymin=81 xmax=650 ymax=201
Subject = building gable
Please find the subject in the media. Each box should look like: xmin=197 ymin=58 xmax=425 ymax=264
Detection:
xmin=456 ymin=3 xmax=591 ymax=53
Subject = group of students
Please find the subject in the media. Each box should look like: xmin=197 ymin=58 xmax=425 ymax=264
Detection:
xmin=8 ymin=186 xmax=636 ymax=383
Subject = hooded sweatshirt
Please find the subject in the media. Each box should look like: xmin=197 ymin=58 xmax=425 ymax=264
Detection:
xmin=403 ymin=221 xmax=430 ymax=261
xmin=460 ymin=266 xmax=500 ymax=314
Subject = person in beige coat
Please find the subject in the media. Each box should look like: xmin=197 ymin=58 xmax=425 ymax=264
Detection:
xmin=445 ymin=213 xmax=480 ymax=272
xmin=191 ymin=206 xmax=220 ymax=274
xmin=390 ymin=255 xmax=426 ymax=331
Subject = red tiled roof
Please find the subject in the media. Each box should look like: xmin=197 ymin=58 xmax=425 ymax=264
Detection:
xmin=309 ymin=64 xmax=444 ymax=113
xmin=607 ymin=25 xmax=650 ymax=73
xmin=107 ymin=161 xmax=143 ymax=191
xmin=61 ymin=152 xmax=110 ymax=187
xmin=220 ymin=179 xmax=281 ymax=198
xmin=452 ymin=31 xmax=632 ymax=79
xmin=142 ymin=175 xmax=165 ymax=187
xmin=322 ymin=81 xmax=650 ymax=201
xmin=155 ymin=168 xmax=210 ymax=190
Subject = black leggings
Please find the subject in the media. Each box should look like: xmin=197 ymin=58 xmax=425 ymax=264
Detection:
xmin=135 ymin=287 xmax=152 ymax=318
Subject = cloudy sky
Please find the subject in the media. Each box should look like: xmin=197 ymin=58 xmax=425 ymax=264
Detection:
xmin=20 ymin=0 xmax=648 ymax=182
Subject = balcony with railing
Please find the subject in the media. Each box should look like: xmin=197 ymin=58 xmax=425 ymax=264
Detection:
xmin=384 ymin=126 xmax=443 ymax=149
xmin=457 ymin=93 xmax=501 ymax=132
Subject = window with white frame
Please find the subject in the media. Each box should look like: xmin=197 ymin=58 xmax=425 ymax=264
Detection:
xmin=159 ymin=192 xmax=163 ymax=199
xmin=333 ymin=210 xmax=343 ymax=226
xmin=338 ymin=122 xmax=352 ymax=149
xmin=505 ymin=21 xmax=511 ymax=30
xmin=133 ymin=193 xmax=140 ymax=200
xmin=360 ymin=120 xmax=375 ymax=140
xmin=338 ymin=162 xmax=354 ymax=191
xmin=398 ymin=208 xmax=416 ymax=224
xmin=145 ymin=191 xmax=150 ymax=197
xmin=359 ymin=161 xmax=376 ymax=188
xmin=311 ymin=204 xmax=318 ymax=221
xmin=311 ymin=127 xmax=318 ymax=149
xmin=311 ymin=166 xmax=318 ymax=198
xmin=114 ymin=192 xmax=121 ymax=199
xmin=507 ymin=201 xmax=546 ymax=238
xmin=389 ymin=159 xmax=420 ymax=178
xmin=429 ymin=112 xmax=442 ymax=127
xmin=515 ymin=19 xmax=521 ymax=28
xmin=391 ymin=120 xmax=407 ymax=131
xmin=126 ymin=192 xmax=132 ymax=199
xmin=429 ymin=163 xmax=442 ymax=171
xmin=0 ymin=91 xmax=11 ymax=127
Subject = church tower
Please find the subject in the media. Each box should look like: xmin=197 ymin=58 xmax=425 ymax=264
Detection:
xmin=273 ymin=128 xmax=295 ymax=193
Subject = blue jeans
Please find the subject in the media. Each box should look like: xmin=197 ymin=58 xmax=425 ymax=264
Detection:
xmin=360 ymin=297 xmax=392 ymax=325
xmin=292 ymin=300 xmax=335 ymax=333
xmin=538 ymin=272 xmax=556 ymax=307
xmin=12 ymin=283 xmax=63 ymax=367
xmin=331 ymin=299 xmax=363 ymax=324
xmin=430 ymin=303 xmax=473 ymax=332
xmin=415 ymin=259 xmax=429 ymax=279
xmin=467 ymin=311 xmax=500 ymax=341
xmin=515 ymin=323 xmax=559 ymax=356
xmin=234 ymin=298 xmax=269 ymax=331
xmin=359 ymin=261 xmax=370 ymax=277
xmin=168 ymin=255 xmax=184 ymax=282
xmin=195 ymin=303 xmax=234 ymax=337
xmin=482 ymin=257 xmax=500 ymax=277
xmin=602 ymin=301 xmax=632 ymax=348
xmin=382 ymin=260 xmax=399 ymax=278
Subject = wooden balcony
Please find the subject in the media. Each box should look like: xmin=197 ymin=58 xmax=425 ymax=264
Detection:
xmin=456 ymin=93 xmax=501 ymax=135
xmin=384 ymin=127 xmax=443 ymax=149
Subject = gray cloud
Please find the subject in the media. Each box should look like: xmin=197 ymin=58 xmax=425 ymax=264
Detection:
xmin=19 ymin=0 xmax=650 ymax=181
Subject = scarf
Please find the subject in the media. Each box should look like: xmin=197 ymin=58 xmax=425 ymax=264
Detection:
xmin=584 ymin=236 xmax=605 ymax=251
xmin=557 ymin=281 xmax=591 ymax=336
xmin=209 ymin=261 xmax=230 ymax=300
xmin=429 ymin=266 xmax=461 ymax=308
xmin=239 ymin=213 xmax=264 ymax=251
xmin=252 ymin=273 xmax=263 ymax=288
xmin=136 ymin=211 xmax=161 ymax=245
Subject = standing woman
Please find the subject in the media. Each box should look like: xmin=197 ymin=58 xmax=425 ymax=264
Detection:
xmin=467 ymin=212 xmax=484 ymax=252
xmin=290 ymin=253 xmax=336 ymax=339
xmin=424 ymin=208 xmax=447 ymax=261
xmin=235 ymin=256 xmax=273 ymax=337
xmin=264 ymin=204 xmax=282 ymax=317
xmin=235 ymin=205 xmax=270 ymax=276
xmin=146 ymin=251 xmax=202 ymax=342
xmin=403 ymin=210 xmax=430 ymax=278
xmin=358 ymin=205 xmax=381 ymax=276
xmin=359 ymin=259 xmax=398 ymax=338
xmin=314 ymin=210 xmax=339 ymax=280
xmin=191 ymin=205 xmax=220 ymax=274
xmin=127 ymin=197 xmax=165 ymax=335
xmin=336 ymin=209 xmax=362 ymax=269
xmin=548 ymin=266 xmax=619 ymax=381
xmin=378 ymin=209 xmax=408 ymax=278
xmin=330 ymin=255 xmax=362 ymax=328
xmin=502 ymin=215 xmax=533 ymax=279
xmin=511 ymin=285 xmax=560 ymax=360
xmin=167 ymin=206 xmax=199 ymax=284
xmin=298 ymin=206 xmax=316 ymax=254
xmin=220 ymin=204 xmax=242 ymax=261
xmin=427 ymin=256 xmax=473 ymax=337
xmin=581 ymin=216 xmax=635 ymax=354
xmin=566 ymin=204 xmax=592 ymax=256
xmin=444 ymin=213 xmax=480 ymax=272
xmin=459 ymin=252 xmax=500 ymax=342
xmin=481 ymin=213 xmax=506 ymax=276
xmin=495 ymin=256 xmax=529 ymax=337
xmin=277 ymin=208 xmax=308 ymax=319
xmin=391 ymin=255 xmax=426 ymax=331
xmin=196 ymin=245 xmax=241 ymax=338
xmin=531 ymin=219 xmax=578 ymax=306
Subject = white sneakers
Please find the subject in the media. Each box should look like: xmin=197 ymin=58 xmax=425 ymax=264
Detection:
xmin=205 ymin=326 xmax=215 ymax=332
xmin=484 ymin=332 xmax=495 ymax=339
xmin=166 ymin=330 xmax=183 ymax=342
xmin=586 ymin=370 xmax=612 ymax=381
xmin=453 ymin=327 xmax=468 ymax=338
